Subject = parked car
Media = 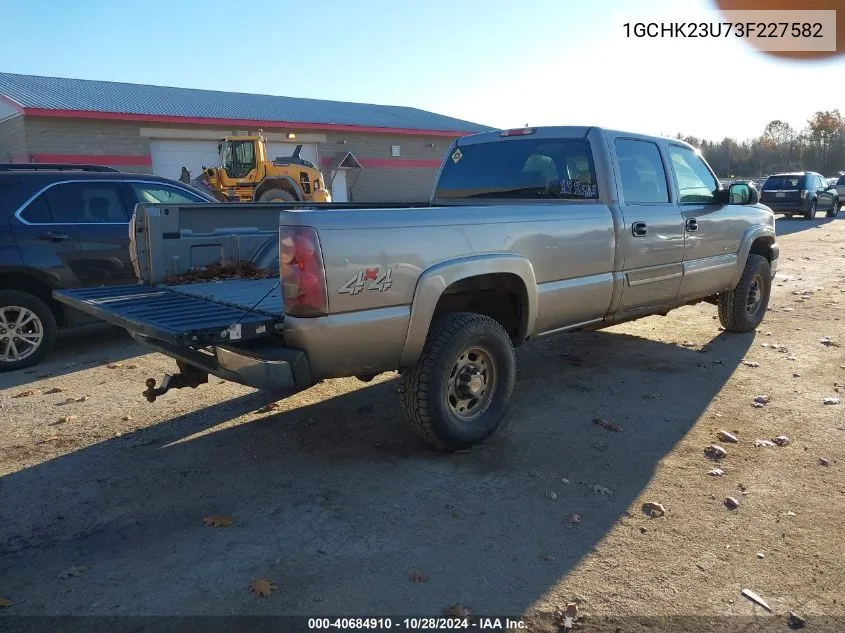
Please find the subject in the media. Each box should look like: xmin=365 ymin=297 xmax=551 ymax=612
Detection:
xmin=54 ymin=127 xmax=778 ymax=451
xmin=837 ymin=174 xmax=845 ymax=200
xmin=0 ymin=164 xmax=216 ymax=371
xmin=759 ymin=171 xmax=840 ymax=219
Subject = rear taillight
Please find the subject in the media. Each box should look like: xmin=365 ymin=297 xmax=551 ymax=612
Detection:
xmin=279 ymin=226 xmax=328 ymax=317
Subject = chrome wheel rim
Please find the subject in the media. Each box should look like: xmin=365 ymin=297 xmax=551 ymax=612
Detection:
xmin=446 ymin=346 xmax=496 ymax=422
xmin=746 ymin=275 xmax=764 ymax=314
xmin=0 ymin=306 xmax=44 ymax=363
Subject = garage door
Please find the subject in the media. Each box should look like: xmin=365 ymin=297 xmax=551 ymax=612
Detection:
xmin=265 ymin=143 xmax=318 ymax=167
xmin=150 ymin=140 xmax=220 ymax=182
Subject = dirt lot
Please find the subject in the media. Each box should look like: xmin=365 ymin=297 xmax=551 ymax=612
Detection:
xmin=1 ymin=216 xmax=844 ymax=631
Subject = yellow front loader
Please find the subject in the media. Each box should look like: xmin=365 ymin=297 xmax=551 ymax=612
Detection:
xmin=192 ymin=133 xmax=332 ymax=203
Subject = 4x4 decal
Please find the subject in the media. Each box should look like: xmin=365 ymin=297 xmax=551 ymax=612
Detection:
xmin=337 ymin=267 xmax=393 ymax=295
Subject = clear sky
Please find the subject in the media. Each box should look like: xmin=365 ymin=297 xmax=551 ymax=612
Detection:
xmin=1 ymin=0 xmax=842 ymax=141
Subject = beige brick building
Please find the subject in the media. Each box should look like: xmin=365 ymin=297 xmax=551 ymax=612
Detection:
xmin=0 ymin=72 xmax=492 ymax=203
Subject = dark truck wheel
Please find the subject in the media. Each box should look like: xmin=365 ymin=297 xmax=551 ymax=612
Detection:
xmin=258 ymin=188 xmax=295 ymax=202
xmin=0 ymin=290 xmax=58 ymax=372
xmin=827 ymin=199 xmax=840 ymax=218
xmin=399 ymin=312 xmax=516 ymax=451
xmin=718 ymin=254 xmax=771 ymax=333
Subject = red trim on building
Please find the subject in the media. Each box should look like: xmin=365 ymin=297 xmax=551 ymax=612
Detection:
xmin=320 ymin=156 xmax=441 ymax=169
xmin=20 ymin=107 xmax=479 ymax=138
xmin=31 ymin=153 xmax=152 ymax=166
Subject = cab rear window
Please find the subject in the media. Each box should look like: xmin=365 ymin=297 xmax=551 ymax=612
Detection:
xmin=434 ymin=139 xmax=599 ymax=201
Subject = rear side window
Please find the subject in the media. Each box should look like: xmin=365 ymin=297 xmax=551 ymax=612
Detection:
xmin=45 ymin=182 xmax=129 ymax=223
xmin=763 ymin=176 xmax=801 ymax=190
xmin=614 ymin=139 xmax=670 ymax=204
xmin=19 ymin=194 xmax=52 ymax=223
xmin=434 ymin=138 xmax=599 ymax=200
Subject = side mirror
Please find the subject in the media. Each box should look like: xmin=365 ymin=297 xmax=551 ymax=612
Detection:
xmin=728 ymin=182 xmax=758 ymax=205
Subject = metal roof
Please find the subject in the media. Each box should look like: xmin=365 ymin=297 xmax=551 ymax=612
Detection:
xmin=0 ymin=72 xmax=494 ymax=134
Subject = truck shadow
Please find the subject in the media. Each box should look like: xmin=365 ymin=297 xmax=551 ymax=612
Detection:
xmin=0 ymin=327 xmax=753 ymax=617
xmin=774 ymin=215 xmax=839 ymax=236
xmin=2 ymin=325 xmax=144 ymax=385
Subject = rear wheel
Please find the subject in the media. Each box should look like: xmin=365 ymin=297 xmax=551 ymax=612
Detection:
xmin=0 ymin=290 xmax=58 ymax=372
xmin=718 ymin=255 xmax=771 ymax=333
xmin=257 ymin=188 xmax=296 ymax=203
xmin=827 ymin=199 xmax=840 ymax=218
xmin=399 ymin=312 xmax=516 ymax=451
xmin=804 ymin=199 xmax=817 ymax=220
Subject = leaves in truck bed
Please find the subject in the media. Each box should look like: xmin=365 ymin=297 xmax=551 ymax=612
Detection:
xmin=164 ymin=259 xmax=278 ymax=285
xmin=0 ymin=597 xmax=13 ymax=608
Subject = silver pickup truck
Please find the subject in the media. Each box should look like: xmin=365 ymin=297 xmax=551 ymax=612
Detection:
xmin=54 ymin=126 xmax=778 ymax=450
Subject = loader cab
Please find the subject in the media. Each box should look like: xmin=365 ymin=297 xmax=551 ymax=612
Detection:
xmin=218 ymin=136 xmax=265 ymax=179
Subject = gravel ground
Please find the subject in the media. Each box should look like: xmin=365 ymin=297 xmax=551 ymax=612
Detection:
xmin=1 ymin=215 xmax=843 ymax=632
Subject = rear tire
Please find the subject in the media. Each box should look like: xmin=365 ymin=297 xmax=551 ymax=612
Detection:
xmin=718 ymin=255 xmax=771 ymax=333
xmin=0 ymin=290 xmax=58 ymax=372
xmin=804 ymin=200 xmax=817 ymax=220
xmin=399 ymin=312 xmax=516 ymax=451
xmin=827 ymin=199 xmax=840 ymax=218
xmin=257 ymin=188 xmax=296 ymax=203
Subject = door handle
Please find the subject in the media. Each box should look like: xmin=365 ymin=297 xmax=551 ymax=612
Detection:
xmin=686 ymin=218 xmax=699 ymax=232
xmin=37 ymin=231 xmax=69 ymax=242
xmin=631 ymin=221 xmax=648 ymax=237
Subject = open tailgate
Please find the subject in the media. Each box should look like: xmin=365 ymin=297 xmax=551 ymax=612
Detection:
xmin=53 ymin=284 xmax=281 ymax=347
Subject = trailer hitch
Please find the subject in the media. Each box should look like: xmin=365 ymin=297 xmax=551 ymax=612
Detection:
xmin=143 ymin=363 xmax=209 ymax=402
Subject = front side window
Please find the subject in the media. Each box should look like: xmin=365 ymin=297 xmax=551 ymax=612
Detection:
xmin=667 ymin=145 xmax=719 ymax=204
xmin=614 ymin=139 xmax=670 ymax=204
xmin=131 ymin=183 xmax=206 ymax=204
xmin=45 ymin=182 xmax=129 ymax=223
xmin=434 ymin=138 xmax=599 ymax=201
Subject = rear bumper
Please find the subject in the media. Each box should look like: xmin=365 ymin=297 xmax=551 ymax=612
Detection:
xmin=134 ymin=335 xmax=312 ymax=395
xmin=764 ymin=200 xmax=807 ymax=213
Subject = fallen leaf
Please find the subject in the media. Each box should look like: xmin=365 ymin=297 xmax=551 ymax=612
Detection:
xmin=127 ymin=364 xmax=139 ymax=369
xmin=0 ymin=597 xmax=13 ymax=608
xmin=717 ymin=430 xmax=738 ymax=443
xmin=773 ymin=435 xmax=790 ymax=447
xmin=442 ymin=604 xmax=472 ymax=618
xmin=788 ymin=611 xmax=807 ymax=629
xmin=106 ymin=363 xmax=122 ymax=369
xmin=754 ymin=438 xmax=776 ymax=448
xmin=642 ymin=502 xmax=666 ymax=517
xmin=58 ymin=565 xmax=88 ymax=579
xmin=786 ymin=511 xmax=797 ymax=517
xmin=819 ymin=458 xmax=829 ymax=467
xmin=564 ymin=513 xmax=582 ymax=526
xmin=50 ymin=415 xmax=77 ymax=426
xmin=43 ymin=387 xmax=64 ymax=394
xmin=741 ymin=588 xmax=772 ymax=612
xmin=823 ymin=396 xmax=841 ymax=405
xmin=754 ymin=395 xmax=771 ymax=405
xmin=741 ymin=360 xmax=760 ymax=368
xmin=553 ymin=603 xmax=578 ymax=629
xmin=75 ymin=396 xmax=90 ymax=402
xmin=560 ymin=477 xmax=570 ymax=485
xmin=249 ymin=578 xmax=277 ymax=597
xmin=593 ymin=417 xmax=623 ymax=432
xmin=592 ymin=485 xmax=613 ymax=496
xmin=757 ymin=552 xmax=765 ymax=559
xmin=820 ymin=337 xmax=838 ymax=347
xmin=546 ymin=491 xmax=558 ymax=501
xmin=121 ymin=415 xmax=132 ymax=422
xmin=705 ymin=445 xmax=727 ymax=459
xmin=708 ymin=468 xmax=726 ymax=476
xmin=256 ymin=402 xmax=281 ymax=413
xmin=725 ymin=497 xmax=740 ymax=510
xmin=13 ymin=390 xmax=36 ymax=398
xmin=202 ymin=515 xmax=234 ymax=528
xmin=681 ymin=341 xmax=696 ymax=347
xmin=408 ymin=570 xmax=429 ymax=583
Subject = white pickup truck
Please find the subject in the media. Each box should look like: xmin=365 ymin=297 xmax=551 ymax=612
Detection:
xmin=54 ymin=126 xmax=778 ymax=450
